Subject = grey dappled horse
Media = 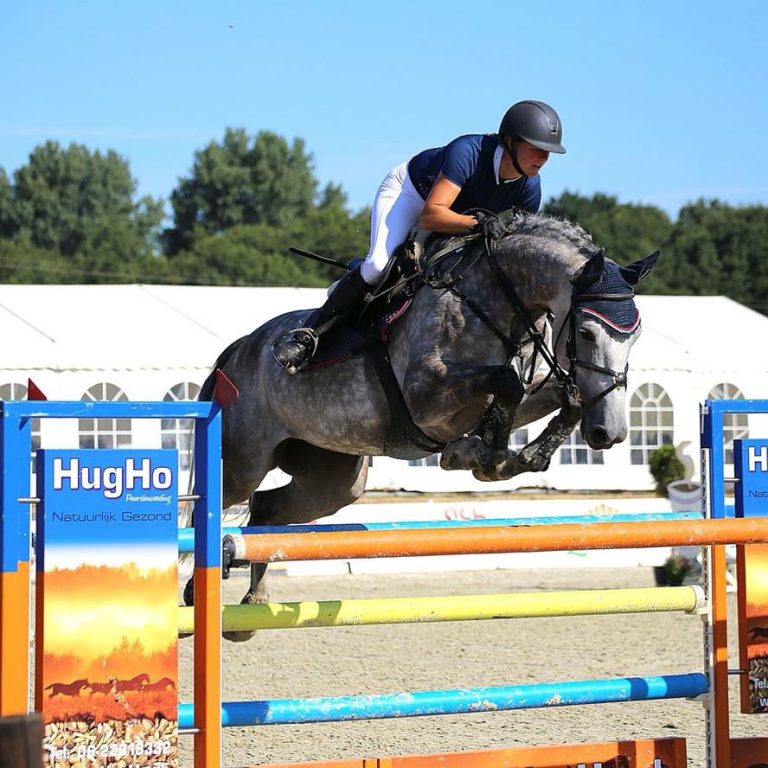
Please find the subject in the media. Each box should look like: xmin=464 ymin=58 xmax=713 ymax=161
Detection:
xmin=185 ymin=212 xmax=658 ymax=641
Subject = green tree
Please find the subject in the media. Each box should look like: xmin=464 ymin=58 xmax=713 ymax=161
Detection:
xmin=167 ymin=224 xmax=327 ymax=287
xmin=544 ymin=191 xmax=672 ymax=268
xmin=163 ymin=142 xmax=371 ymax=287
xmin=644 ymin=200 xmax=768 ymax=311
xmin=741 ymin=205 xmax=768 ymax=314
xmin=0 ymin=168 xmax=14 ymax=238
xmin=1 ymin=141 xmax=164 ymax=282
xmin=544 ymin=194 xmax=768 ymax=312
xmin=544 ymin=190 xmax=619 ymax=227
xmin=284 ymin=186 xmax=371 ymax=282
xmin=166 ymin=129 xmax=317 ymax=255
xmin=646 ymin=201 xmax=722 ymax=296
xmin=0 ymin=239 xmax=73 ymax=283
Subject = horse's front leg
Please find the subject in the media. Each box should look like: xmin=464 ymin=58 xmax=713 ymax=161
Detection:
xmin=403 ymin=362 xmax=523 ymax=473
xmin=443 ymin=394 xmax=521 ymax=479
xmin=473 ymin=393 xmax=583 ymax=481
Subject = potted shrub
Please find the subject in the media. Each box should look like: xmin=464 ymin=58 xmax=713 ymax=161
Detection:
xmin=649 ymin=445 xmax=701 ymax=586
xmin=648 ymin=444 xmax=685 ymax=496
xmin=655 ymin=552 xmax=695 ymax=586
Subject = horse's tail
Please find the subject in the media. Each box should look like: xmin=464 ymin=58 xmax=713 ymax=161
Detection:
xmin=179 ymin=336 xmax=247 ymax=543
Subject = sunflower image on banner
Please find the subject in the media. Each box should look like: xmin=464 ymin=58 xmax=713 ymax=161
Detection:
xmin=35 ymin=449 xmax=179 ymax=768
xmin=734 ymin=439 xmax=768 ymax=720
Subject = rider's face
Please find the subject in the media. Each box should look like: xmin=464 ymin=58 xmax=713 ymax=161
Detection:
xmin=515 ymin=140 xmax=550 ymax=176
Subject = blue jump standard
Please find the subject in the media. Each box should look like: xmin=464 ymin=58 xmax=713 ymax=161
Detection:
xmin=176 ymin=512 xmax=704 ymax=553
xmin=178 ymin=673 xmax=707 ymax=728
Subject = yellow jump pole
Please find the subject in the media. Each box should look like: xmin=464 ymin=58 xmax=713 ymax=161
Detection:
xmin=178 ymin=586 xmax=705 ymax=634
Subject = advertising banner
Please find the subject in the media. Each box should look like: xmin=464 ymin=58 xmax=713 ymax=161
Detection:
xmin=35 ymin=449 xmax=179 ymax=767
xmin=734 ymin=439 xmax=768 ymax=714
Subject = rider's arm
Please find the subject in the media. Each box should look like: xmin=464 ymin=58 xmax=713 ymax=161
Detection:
xmin=418 ymin=174 xmax=479 ymax=233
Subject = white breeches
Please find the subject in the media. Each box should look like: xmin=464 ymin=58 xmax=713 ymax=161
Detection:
xmin=359 ymin=162 xmax=425 ymax=285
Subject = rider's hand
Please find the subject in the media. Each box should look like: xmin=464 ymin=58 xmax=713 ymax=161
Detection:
xmin=473 ymin=211 xmax=506 ymax=240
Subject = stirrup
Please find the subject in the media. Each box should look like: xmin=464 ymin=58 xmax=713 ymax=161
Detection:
xmin=272 ymin=328 xmax=320 ymax=375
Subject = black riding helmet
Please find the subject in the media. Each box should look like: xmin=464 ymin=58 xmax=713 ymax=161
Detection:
xmin=499 ymin=100 xmax=566 ymax=154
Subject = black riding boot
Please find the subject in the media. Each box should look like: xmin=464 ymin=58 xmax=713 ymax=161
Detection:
xmin=272 ymin=267 xmax=370 ymax=374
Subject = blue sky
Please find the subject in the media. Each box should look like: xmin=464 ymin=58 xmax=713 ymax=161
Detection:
xmin=2 ymin=1 xmax=767 ymax=220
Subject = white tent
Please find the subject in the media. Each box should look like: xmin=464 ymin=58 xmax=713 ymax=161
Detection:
xmin=0 ymin=284 xmax=324 ymax=376
xmin=2 ymin=285 xmax=767 ymax=491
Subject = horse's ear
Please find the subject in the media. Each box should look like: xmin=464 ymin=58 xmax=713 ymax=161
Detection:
xmin=571 ymin=249 xmax=605 ymax=290
xmin=620 ymin=250 xmax=660 ymax=285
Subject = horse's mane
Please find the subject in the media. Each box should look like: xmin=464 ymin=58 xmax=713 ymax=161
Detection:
xmin=421 ymin=210 xmax=601 ymax=278
xmin=424 ymin=210 xmax=599 ymax=263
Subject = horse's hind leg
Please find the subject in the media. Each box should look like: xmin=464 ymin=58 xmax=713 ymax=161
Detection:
xmin=225 ymin=442 xmax=369 ymax=643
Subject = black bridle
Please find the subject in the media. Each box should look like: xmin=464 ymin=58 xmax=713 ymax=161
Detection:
xmin=425 ymin=236 xmax=636 ymax=412
xmin=561 ymin=289 xmax=633 ymax=410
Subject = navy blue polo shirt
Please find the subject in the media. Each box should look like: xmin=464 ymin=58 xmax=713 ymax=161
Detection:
xmin=407 ymin=134 xmax=541 ymax=214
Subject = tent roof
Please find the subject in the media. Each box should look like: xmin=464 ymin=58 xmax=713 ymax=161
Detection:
xmin=0 ymin=284 xmax=325 ymax=371
xmin=632 ymin=295 xmax=768 ymax=374
xmin=0 ymin=285 xmax=764 ymax=374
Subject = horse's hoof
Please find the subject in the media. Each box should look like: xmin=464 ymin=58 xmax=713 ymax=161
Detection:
xmin=489 ymin=448 xmax=508 ymax=466
xmin=440 ymin=436 xmax=484 ymax=471
xmin=439 ymin=443 xmax=463 ymax=470
xmin=220 ymin=588 xmax=269 ymax=642
xmin=473 ymin=466 xmax=501 ymax=482
xmin=518 ymin=449 xmax=552 ymax=473
xmin=476 ymin=442 xmax=493 ymax=466
xmin=473 ymin=450 xmax=527 ymax=482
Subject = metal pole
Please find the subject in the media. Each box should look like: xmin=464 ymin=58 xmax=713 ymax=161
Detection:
xmin=224 ymin=517 xmax=768 ymax=563
xmin=0 ymin=407 xmax=31 ymax=716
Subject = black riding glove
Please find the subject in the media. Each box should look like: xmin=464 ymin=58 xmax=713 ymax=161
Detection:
xmin=473 ymin=210 xmax=506 ymax=240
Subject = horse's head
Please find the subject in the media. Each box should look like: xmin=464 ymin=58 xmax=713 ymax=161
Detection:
xmin=562 ymin=248 xmax=659 ymax=449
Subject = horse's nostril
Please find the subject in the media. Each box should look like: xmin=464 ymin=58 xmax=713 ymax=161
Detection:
xmin=590 ymin=427 xmax=610 ymax=448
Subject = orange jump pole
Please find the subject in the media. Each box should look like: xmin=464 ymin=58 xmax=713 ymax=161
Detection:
xmin=225 ymin=516 xmax=768 ymax=563
xmin=256 ymin=738 xmax=688 ymax=768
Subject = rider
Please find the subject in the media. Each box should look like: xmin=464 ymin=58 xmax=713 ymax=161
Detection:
xmin=273 ymin=99 xmax=567 ymax=374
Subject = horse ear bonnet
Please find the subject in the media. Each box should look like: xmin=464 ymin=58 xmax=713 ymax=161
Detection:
xmin=575 ymin=261 xmax=640 ymax=334
xmin=619 ymin=250 xmax=660 ymax=285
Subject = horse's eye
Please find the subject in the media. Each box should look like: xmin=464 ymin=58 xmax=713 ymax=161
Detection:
xmin=579 ymin=327 xmax=597 ymax=343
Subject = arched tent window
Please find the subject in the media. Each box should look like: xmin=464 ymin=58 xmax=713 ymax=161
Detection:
xmin=559 ymin=430 xmax=604 ymax=465
xmin=162 ymin=382 xmax=201 ymax=470
xmin=629 ymin=383 xmax=674 ymax=465
xmin=708 ymin=382 xmax=748 ymax=465
xmin=79 ymin=383 xmax=131 ymax=448
xmin=0 ymin=382 xmax=41 ymax=451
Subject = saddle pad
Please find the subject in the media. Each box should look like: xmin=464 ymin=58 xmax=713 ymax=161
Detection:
xmin=302 ymin=296 xmax=413 ymax=373
xmin=302 ymin=325 xmax=370 ymax=371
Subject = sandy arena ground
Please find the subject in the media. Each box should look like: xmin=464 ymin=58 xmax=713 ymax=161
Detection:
xmin=176 ymin=564 xmax=763 ymax=767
